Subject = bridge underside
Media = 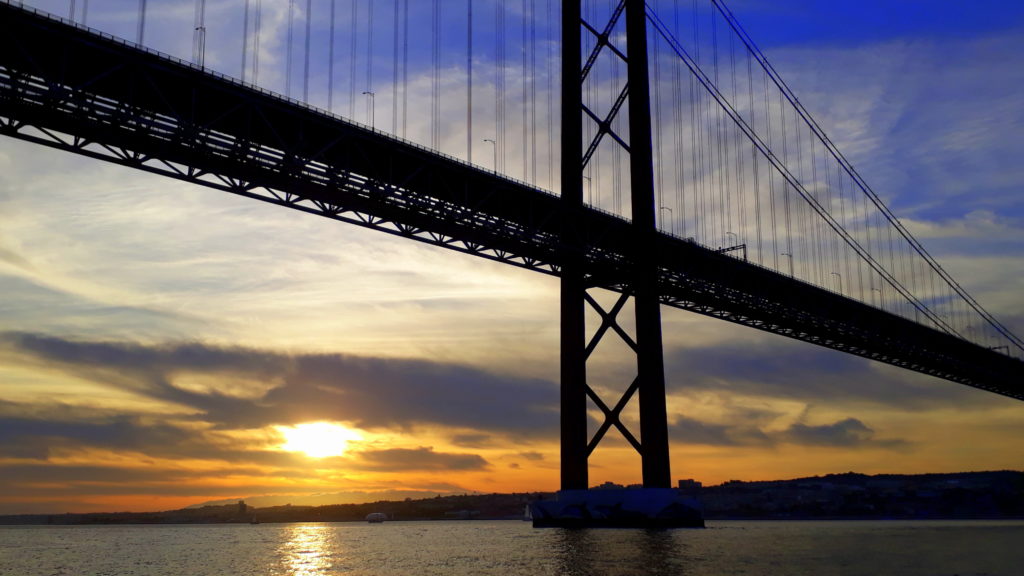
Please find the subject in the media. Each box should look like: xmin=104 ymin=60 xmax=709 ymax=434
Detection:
xmin=1 ymin=2 xmax=1022 ymax=400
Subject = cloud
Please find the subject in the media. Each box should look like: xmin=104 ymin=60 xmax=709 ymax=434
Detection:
xmin=3 ymin=334 xmax=949 ymax=472
xmin=670 ymin=414 xmax=772 ymax=447
xmin=0 ymin=463 xmax=201 ymax=487
xmin=0 ymin=436 xmax=52 ymax=460
xmin=664 ymin=339 xmax=1006 ymax=410
xmin=1 ymin=468 xmax=306 ymax=499
xmin=351 ymin=447 xmax=489 ymax=472
xmin=450 ymin=433 xmax=494 ymax=447
xmin=0 ymin=417 xmax=307 ymax=471
xmin=768 ymin=31 xmax=1024 ymax=219
xmin=0 ymin=331 xmax=559 ymax=437
xmin=0 ymin=133 xmax=562 ymax=367
xmin=0 ymin=273 xmax=204 ymax=342
xmin=0 ymin=241 xmax=32 ymax=271
xmin=0 ymin=414 xmax=189 ymax=460
xmin=902 ymin=210 xmax=1024 ymax=248
xmin=782 ymin=417 xmax=877 ymax=447
xmin=670 ymin=409 xmax=905 ymax=450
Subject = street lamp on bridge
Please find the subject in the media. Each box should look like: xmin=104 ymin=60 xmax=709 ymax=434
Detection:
xmin=781 ymin=252 xmax=794 ymax=278
xmin=660 ymin=206 xmax=674 ymax=236
xmin=362 ymin=91 xmax=375 ymax=129
xmin=483 ymin=138 xmax=496 ymax=171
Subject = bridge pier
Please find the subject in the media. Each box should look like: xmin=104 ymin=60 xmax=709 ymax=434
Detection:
xmin=537 ymin=0 xmax=701 ymax=527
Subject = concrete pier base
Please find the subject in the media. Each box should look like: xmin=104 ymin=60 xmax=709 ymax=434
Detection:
xmin=530 ymin=488 xmax=704 ymax=529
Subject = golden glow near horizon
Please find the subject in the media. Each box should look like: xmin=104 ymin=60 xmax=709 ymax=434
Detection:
xmin=278 ymin=422 xmax=363 ymax=458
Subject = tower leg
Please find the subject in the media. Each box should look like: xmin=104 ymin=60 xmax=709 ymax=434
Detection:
xmin=560 ymin=259 xmax=588 ymax=490
xmin=560 ymin=0 xmax=588 ymax=491
xmin=625 ymin=0 xmax=671 ymax=488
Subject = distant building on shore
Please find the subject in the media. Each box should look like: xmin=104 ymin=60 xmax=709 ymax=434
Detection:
xmin=678 ymin=479 xmax=703 ymax=493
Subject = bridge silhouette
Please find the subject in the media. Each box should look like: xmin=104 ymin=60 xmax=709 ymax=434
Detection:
xmin=2 ymin=0 xmax=1022 ymax=502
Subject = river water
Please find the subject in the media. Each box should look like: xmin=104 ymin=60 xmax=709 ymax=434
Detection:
xmin=1 ymin=519 xmax=1021 ymax=575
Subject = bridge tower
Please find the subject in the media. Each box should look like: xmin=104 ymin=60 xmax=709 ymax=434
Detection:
xmin=560 ymin=0 xmax=671 ymax=491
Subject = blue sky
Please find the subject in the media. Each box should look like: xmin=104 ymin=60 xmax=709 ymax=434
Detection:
xmin=733 ymin=0 xmax=1024 ymax=47
xmin=1 ymin=0 xmax=1022 ymax=513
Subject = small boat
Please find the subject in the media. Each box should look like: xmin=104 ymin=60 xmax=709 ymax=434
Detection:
xmin=365 ymin=512 xmax=387 ymax=523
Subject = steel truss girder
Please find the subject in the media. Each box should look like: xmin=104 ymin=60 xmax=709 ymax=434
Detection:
xmin=0 ymin=111 xmax=558 ymax=274
xmin=0 ymin=1 xmax=1021 ymax=401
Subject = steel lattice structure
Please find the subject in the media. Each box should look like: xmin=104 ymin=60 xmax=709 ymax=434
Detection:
xmin=1 ymin=0 xmax=1021 ymax=419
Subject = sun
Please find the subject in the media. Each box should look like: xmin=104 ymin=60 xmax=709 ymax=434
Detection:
xmin=278 ymin=422 xmax=363 ymax=458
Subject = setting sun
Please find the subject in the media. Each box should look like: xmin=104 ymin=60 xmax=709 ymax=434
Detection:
xmin=278 ymin=422 xmax=363 ymax=458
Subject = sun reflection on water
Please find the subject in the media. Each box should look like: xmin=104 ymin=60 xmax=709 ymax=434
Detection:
xmin=277 ymin=523 xmax=338 ymax=575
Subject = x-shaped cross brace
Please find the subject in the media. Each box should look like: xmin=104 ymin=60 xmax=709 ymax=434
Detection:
xmin=582 ymin=291 xmax=643 ymax=456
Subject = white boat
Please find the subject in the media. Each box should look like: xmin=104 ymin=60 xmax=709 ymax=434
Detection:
xmin=365 ymin=512 xmax=387 ymax=523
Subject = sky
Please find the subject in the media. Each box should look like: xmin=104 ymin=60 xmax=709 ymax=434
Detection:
xmin=1 ymin=0 xmax=1023 ymax=514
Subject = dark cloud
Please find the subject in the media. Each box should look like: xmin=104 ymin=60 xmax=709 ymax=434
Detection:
xmin=0 ymin=402 xmax=318 ymax=469
xmin=450 ymin=433 xmax=494 ymax=447
xmin=782 ymin=418 xmax=872 ymax=446
xmin=351 ymin=447 xmax=489 ymax=472
xmin=0 ymin=469 xmax=318 ymax=499
xmin=0 ymin=415 xmax=193 ymax=458
xmin=0 ymin=332 xmax=559 ymax=437
xmin=0 ymin=333 xmax=540 ymax=501
xmin=0 ymin=436 xmax=53 ymax=459
xmin=669 ymin=411 xmax=905 ymax=449
xmin=670 ymin=414 xmax=772 ymax=447
xmin=0 ymin=463 xmax=200 ymax=486
xmin=781 ymin=417 xmax=906 ymax=448
xmin=3 ymin=332 xmax=281 ymax=377
xmin=665 ymin=340 xmax=1001 ymax=410
xmin=0 ymin=331 xmax=913 ymax=494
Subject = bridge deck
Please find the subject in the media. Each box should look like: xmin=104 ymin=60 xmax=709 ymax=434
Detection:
xmin=1 ymin=2 xmax=1020 ymax=398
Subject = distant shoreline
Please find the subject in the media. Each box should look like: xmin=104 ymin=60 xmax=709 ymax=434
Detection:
xmin=3 ymin=516 xmax=1023 ymax=527
xmin=3 ymin=470 xmax=1021 ymax=525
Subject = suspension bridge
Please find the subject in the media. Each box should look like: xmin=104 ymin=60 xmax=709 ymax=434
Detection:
xmin=1 ymin=0 xmax=1022 ymax=524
